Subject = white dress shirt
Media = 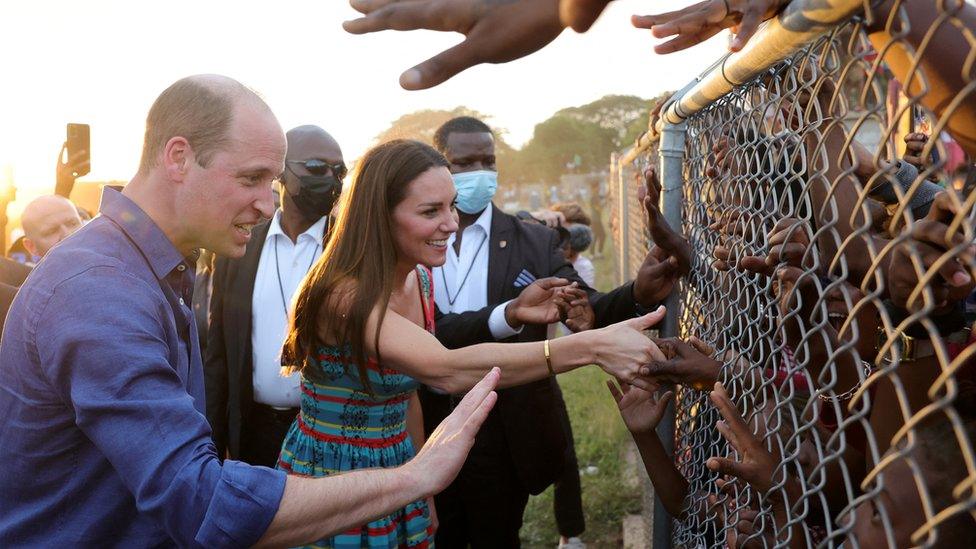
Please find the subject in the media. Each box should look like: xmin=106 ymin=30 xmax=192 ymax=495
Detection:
xmin=433 ymin=206 xmax=521 ymax=338
xmin=572 ymin=255 xmax=596 ymax=288
xmin=251 ymin=211 xmax=327 ymax=408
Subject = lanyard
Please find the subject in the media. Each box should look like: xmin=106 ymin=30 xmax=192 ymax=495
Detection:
xmin=273 ymin=235 xmax=321 ymax=316
xmin=441 ymin=232 xmax=488 ymax=307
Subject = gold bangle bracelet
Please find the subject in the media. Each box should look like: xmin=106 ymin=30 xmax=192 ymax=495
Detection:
xmin=544 ymin=339 xmax=555 ymax=377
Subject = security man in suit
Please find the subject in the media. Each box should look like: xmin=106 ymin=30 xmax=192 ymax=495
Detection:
xmin=425 ymin=116 xmax=688 ymax=547
xmin=0 ymin=281 xmax=18 ymax=335
xmin=0 ymin=257 xmax=30 ymax=288
xmin=204 ymin=125 xmax=345 ymax=466
xmin=0 ymin=241 xmax=26 ymax=336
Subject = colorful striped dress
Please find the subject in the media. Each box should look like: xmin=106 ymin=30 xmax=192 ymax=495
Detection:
xmin=277 ymin=266 xmax=435 ymax=549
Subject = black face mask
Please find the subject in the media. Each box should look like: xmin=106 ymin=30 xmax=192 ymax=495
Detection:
xmin=289 ymin=175 xmax=341 ymax=221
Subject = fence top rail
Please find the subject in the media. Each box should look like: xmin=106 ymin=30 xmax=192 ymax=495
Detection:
xmin=622 ymin=0 xmax=864 ymax=165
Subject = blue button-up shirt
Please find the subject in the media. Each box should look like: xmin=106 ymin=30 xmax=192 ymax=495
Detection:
xmin=0 ymin=188 xmax=286 ymax=547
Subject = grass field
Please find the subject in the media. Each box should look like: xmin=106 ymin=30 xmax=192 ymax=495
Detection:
xmin=519 ymin=248 xmax=643 ymax=548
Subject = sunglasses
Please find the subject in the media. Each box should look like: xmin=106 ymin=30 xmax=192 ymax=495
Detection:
xmin=287 ymin=158 xmax=347 ymax=181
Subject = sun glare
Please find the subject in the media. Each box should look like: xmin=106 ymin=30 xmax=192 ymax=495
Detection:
xmin=0 ymin=0 xmax=725 ymax=244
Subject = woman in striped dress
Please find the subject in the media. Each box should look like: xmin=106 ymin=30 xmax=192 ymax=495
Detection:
xmin=278 ymin=265 xmax=438 ymax=548
xmin=279 ymin=139 xmax=666 ymax=548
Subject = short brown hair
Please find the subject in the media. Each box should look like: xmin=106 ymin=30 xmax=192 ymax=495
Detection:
xmin=137 ymin=76 xmax=245 ymax=173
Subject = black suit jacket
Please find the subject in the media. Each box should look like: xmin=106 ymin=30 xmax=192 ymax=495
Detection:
xmin=428 ymin=205 xmax=640 ymax=494
xmin=0 ymin=257 xmax=30 ymax=287
xmin=0 ymin=258 xmax=31 ymax=338
xmin=0 ymin=282 xmax=17 ymax=336
xmin=204 ymin=221 xmax=274 ymax=459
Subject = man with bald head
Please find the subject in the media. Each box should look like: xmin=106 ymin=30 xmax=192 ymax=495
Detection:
xmin=205 ymin=124 xmax=346 ymax=467
xmin=0 ymin=75 xmax=498 ymax=547
xmin=20 ymin=194 xmax=83 ymax=260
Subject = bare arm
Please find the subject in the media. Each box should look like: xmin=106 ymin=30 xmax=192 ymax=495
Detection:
xmin=256 ymin=466 xmax=421 ymax=548
xmin=631 ymin=431 xmax=689 ymax=518
xmin=607 ymin=381 xmax=689 ymax=518
xmin=361 ymin=304 xmax=667 ymax=394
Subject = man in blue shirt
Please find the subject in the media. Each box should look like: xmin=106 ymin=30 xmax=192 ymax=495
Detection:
xmin=0 ymin=74 xmax=500 ymax=548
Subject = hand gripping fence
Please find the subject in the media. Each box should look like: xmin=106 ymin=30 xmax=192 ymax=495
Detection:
xmin=609 ymin=1 xmax=976 ymax=547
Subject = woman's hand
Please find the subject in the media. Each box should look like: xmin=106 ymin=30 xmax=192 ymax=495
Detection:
xmin=589 ymin=308 xmax=667 ymax=390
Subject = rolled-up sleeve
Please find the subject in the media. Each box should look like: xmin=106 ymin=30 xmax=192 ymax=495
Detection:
xmin=33 ymin=266 xmax=285 ymax=548
xmin=196 ymin=460 xmax=285 ymax=547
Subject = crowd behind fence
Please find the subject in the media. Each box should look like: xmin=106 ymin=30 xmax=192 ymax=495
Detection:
xmin=608 ymin=1 xmax=976 ymax=547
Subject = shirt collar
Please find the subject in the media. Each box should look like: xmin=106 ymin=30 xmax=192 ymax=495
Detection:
xmin=266 ymin=210 xmax=328 ymax=243
xmin=470 ymin=205 xmax=493 ymax=234
xmin=99 ymin=186 xmax=190 ymax=280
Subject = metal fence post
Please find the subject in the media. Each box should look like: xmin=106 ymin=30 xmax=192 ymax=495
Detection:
xmin=651 ymin=120 xmax=686 ymax=549
xmin=617 ymin=153 xmax=630 ymax=287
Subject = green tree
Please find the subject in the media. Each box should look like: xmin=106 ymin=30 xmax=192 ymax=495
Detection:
xmin=556 ymin=92 xmax=673 ymax=150
xmin=373 ymin=106 xmax=523 ymax=187
xmin=375 ymin=106 xmax=481 ymax=145
xmin=519 ymin=115 xmax=617 ymax=185
xmin=375 ymin=106 xmax=520 ymax=182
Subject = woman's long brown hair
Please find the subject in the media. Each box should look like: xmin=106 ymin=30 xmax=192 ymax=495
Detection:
xmin=281 ymin=139 xmax=449 ymax=392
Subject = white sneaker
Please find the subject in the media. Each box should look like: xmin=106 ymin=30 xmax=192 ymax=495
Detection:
xmin=558 ymin=537 xmax=586 ymax=549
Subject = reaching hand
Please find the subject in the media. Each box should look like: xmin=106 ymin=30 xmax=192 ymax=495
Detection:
xmin=738 ymin=217 xmax=813 ymax=276
xmin=706 ymin=382 xmax=778 ymax=494
xmin=887 ymin=190 xmax=975 ymax=313
xmin=407 ymin=368 xmax=499 ymax=496
xmin=554 ymin=284 xmax=595 ymax=332
xmin=645 ymin=336 xmax=721 ymax=390
xmin=642 ymin=165 xmax=693 ymax=274
xmin=559 ymin=0 xmax=614 ymax=32
xmin=590 ymin=308 xmax=668 ymax=390
xmin=705 ymin=136 xmax=731 ymax=178
xmin=56 ymin=141 xmax=89 ymax=195
xmin=902 ymin=132 xmax=933 ymax=172
xmin=343 ymin=0 xmax=564 ymax=90
xmin=607 ymin=379 xmax=673 ymax=434
xmin=633 ymin=167 xmax=692 ymax=306
xmin=633 ymin=0 xmax=789 ymax=54
xmin=709 ymin=207 xmax=749 ymax=272
xmin=505 ymin=277 xmax=572 ymax=328
xmin=634 ymin=245 xmax=682 ymax=304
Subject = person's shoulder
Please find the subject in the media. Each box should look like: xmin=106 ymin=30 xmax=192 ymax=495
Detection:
xmin=22 ymin=219 xmax=157 ymax=305
xmin=519 ymin=219 xmax=561 ymax=248
xmin=0 ymin=256 xmax=31 ymax=286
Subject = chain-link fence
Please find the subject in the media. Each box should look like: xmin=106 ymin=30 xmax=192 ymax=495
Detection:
xmin=610 ymin=1 xmax=976 ymax=547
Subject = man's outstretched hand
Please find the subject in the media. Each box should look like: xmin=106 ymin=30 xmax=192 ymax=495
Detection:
xmin=343 ymin=0 xmax=564 ymax=90
xmin=407 ymin=368 xmax=499 ymax=496
xmin=559 ymin=0 xmax=614 ymax=32
xmin=633 ymin=0 xmax=788 ymax=54
xmin=633 ymin=165 xmax=692 ymax=306
xmin=343 ymin=1 xmax=792 ymax=90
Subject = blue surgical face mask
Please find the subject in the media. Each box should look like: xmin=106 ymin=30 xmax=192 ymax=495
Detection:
xmin=452 ymin=170 xmax=498 ymax=214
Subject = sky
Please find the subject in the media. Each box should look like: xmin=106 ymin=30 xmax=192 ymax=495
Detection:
xmin=0 ymin=0 xmax=728 ymax=208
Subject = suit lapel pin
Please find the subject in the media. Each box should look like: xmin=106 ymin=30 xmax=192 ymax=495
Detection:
xmin=499 ymin=240 xmax=507 ymax=249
